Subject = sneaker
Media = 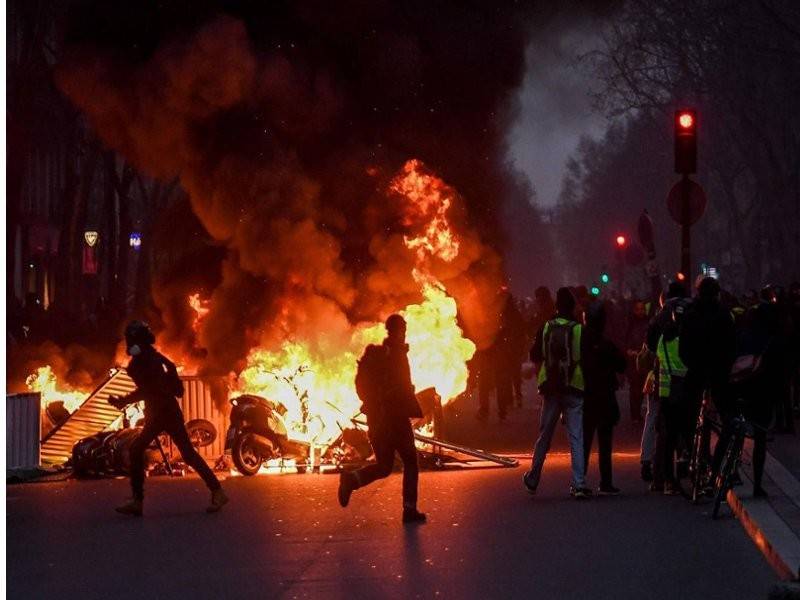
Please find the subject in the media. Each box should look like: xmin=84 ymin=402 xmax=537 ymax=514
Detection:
xmin=598 ymin=485 xmax=621 ymax=496
xmin=338 ymin=471 xmax=356 ymax=508
xmin=402 ymin=508 xmax=427 ymax=524
xmin=115 ymin=498 xmax=143 ymax=517
xmin=206 ymin=488 xmax=229 ymax=513
xmin=641 ymin=462 xmax=653 ymax=482
xmin=571 ymin=486 xmax=593 ymax=499
xmin=522 ymin=471 xmax=538 ymax=495
xmin=663 ymin=481 xmax=681 ymax=496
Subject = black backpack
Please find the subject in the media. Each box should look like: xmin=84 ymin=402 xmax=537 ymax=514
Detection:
xmin=355 ymin=345 xmax=386 ymax=416
xmin=157 ymin=353 xmax=184 ymax=399
xmin=544 ymin=320 xmax=576 ymax=392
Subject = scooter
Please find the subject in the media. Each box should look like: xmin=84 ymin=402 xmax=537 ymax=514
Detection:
xmin=225 ymin=394 xmax=310 ymax=475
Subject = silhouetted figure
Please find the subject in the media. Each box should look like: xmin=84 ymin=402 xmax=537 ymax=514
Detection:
xmin=339 ymin=314 xmax=426 ymax=524
xmin=582 ymin=301 xmax=626 ymax=494
xmin=110 ymin=321 xmax=227 ymax=516
xmin=625 ymin=300 xmax=650 ymax=423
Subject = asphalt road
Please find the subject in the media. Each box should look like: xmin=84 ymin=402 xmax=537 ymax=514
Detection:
xmin=7 ymin=449 xmax=777 ymax=599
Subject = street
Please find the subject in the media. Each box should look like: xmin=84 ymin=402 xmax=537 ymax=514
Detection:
xmin=7 ymin=413 xmax=777 ymax=599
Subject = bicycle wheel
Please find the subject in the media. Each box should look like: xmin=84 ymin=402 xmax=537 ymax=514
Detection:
xmin=690 ymin=420 xmax=706 ymax=504
xmin=712 ymin=435 xmax=742 ymax=519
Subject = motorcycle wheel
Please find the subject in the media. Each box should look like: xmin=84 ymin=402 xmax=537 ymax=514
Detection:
xmin=232 ymin=431 xmax=264 ymax=476
xmin=186 ymin=419 xmax=217 ymax=448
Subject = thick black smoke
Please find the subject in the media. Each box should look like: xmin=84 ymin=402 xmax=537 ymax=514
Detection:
xmin=55 ymin=1 xmax=600 ymax=378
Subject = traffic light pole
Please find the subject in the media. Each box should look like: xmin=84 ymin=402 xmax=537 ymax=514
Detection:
xmin=680 ymin=174 xmax=691 ymax=283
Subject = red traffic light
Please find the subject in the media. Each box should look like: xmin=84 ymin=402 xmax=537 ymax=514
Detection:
xmin=678 ymin=112 xmax=694 ymax=129
xmin=615 ymin=235 xmax=627 ymax=248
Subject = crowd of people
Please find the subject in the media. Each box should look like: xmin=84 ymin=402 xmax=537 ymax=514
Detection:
xmin=517 ymin=278 xmax=800 ymax=499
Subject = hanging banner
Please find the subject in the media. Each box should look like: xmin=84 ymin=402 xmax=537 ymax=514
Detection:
xmin=82 ymin=245 xmax=98 ymax=275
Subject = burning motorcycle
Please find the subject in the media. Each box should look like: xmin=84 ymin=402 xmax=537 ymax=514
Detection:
xmin=225 ymin=394 xmax=310 ymax=475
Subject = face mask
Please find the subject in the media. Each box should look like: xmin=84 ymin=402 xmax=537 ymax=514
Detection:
xmin=127 ymin=344 xmax=142 ymax=356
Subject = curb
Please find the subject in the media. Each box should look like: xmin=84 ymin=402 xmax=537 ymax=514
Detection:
xmin=728 ymin=446 xmax=800 ymax=582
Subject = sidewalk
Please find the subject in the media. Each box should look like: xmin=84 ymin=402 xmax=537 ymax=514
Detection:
xmin=729 ymin=420 xmax=800 ymax=585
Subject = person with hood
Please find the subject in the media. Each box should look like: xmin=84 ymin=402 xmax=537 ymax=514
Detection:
xmin=110 ymin=321 xmax=227 ymax=516
xmin=582 ymin=301 xmax=626 ymax=495
xmin=679 ymin=277 xmax=736 ymax=467
xmin=338 ymin=314 xmax=427 ymax=524
xmin=523 ymin=287 xmax=592 ymax=499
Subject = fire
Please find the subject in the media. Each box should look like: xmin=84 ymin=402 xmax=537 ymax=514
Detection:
xmin=393 ymin=158 xmax=460 ymax=264
xmin=188 ymin=292 xmax=211 ymax=333
xmin=235 ymin=159 xmax=475 ymax=445
xmin=25 ymin=366 xmax=87 ymax=413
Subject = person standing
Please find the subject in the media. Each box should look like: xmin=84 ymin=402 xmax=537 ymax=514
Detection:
xmin=625 ymin=301 xmax=650 ymax=423
xmin=582 ymin=301 xmax=626 ymax=495
xmin=338 ymin=314 xmax=427 ymax=524
xmin=523 ymin=288 xmax=592 ymax=499
xmin=111 ymin=321 xmax=228 ymax=516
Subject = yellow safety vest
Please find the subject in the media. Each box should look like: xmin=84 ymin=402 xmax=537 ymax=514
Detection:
xmin=656 ymin=334 xmax=687 ymax=398
xmin=537 ymin=318 xmax=584 ymax=392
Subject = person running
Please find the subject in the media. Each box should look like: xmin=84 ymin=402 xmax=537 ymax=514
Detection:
xmin=110 ymin=321 xmax=228 ymax=516
xmin=337 ymin=314 xmax=427 ymax=524
xmin=524 ymin=287 xmax=592 ymax=499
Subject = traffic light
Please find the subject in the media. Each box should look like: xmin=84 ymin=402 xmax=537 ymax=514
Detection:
xmin=590 ymin=286 xmax=601 ymax=297
xmin=600 ymin=272 xmax=610 ymax=284
xmin=675 ymin=108 xmax=697 ymax=174
xmin=615 ymin=235 xmax=627 ymax=248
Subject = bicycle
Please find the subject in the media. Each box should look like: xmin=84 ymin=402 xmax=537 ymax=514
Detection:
xmin=711 ymin=400 xmax=754 ymax=519
xmin=688 ymin=392 xmax=721 ymax=504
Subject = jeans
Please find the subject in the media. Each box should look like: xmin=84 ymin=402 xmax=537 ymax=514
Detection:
xmin=528 ymin=392 xmax=586 ymax=489
xmin=640 ymin=393 xmax=660 ymax=464
xmin=353 ymin=416 xmax=419 ymax=508
xmin=130 ymin=411 xmax=221 ymax=500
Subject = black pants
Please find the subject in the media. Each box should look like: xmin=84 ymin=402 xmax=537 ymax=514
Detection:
xmin=654 ymin=400 xmax=684 ymax=484
xmin=583 ymin=415 xmax=614 ymax=487
xmin=353 ymin=417 xmax=419 ymax=507
xmin=130 ymin=412 xmax=221 ymax=500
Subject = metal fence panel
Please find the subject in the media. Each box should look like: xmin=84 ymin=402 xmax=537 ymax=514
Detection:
xmin=177 ymin=377 xmax=229 ymax=461
xmin=7 ymin=393 xmax=41 ymax=469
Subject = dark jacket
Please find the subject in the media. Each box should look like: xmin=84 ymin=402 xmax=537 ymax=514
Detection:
xmin=582 ymin=327 xmax=626 ymax=425
xmin=357 ymin=341 xmax=422 ymax=422
xmin=679 ymin=297 xmax=736 ymax=389
xmin=124 ymin=346 xmax=183 ymax=419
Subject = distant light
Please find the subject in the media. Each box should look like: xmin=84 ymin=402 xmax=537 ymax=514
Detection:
xmin=29 ymin=263 xmax=35 ymax=269
xmin=676 ymin=272 xmax=686 ymax=281
xmin=600 ymin=273 xmax=610 ymax=284
xmin=129 ymin=232 xmax=142 ymax=249
xmin=590 ymin=286 xmax=601 ymax=296
xmin=616 ymin=235 xmax=627 ymax=248
xmin=678 ymin=112 xmax=694 ymax=129
xmin=84 ymin=231 xmax=99 ymax=247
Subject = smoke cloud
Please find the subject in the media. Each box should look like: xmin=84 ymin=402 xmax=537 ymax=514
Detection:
xmin=56 ymin=2 xmax=569 ymax=380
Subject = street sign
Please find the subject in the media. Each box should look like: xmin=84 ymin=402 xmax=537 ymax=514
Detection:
xmin=667 ymin=179 xmax=706 ymax=226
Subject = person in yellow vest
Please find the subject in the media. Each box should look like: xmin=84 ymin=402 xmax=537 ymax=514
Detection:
xmin=653 ymin=320 xmax=688 ymax=495
xmin=523 ymin=287 xmax=592 ymax=499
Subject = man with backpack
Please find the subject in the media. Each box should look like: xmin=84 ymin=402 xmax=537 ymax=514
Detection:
xmin=338 ymin=314 xmax=427 ymax=524
xmin=523 ymin=288 xmax=592 ymax=499
xmin=110 ymin=321 xmax=227 ymax=516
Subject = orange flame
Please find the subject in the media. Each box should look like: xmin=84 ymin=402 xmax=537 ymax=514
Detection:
xmin=188 ymin=292 xmax=211 ymax=333
xmin=25 ymin=366 xmax=87 ymax=413
xmin=235 ymin=159 xmax=475 ymax=445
